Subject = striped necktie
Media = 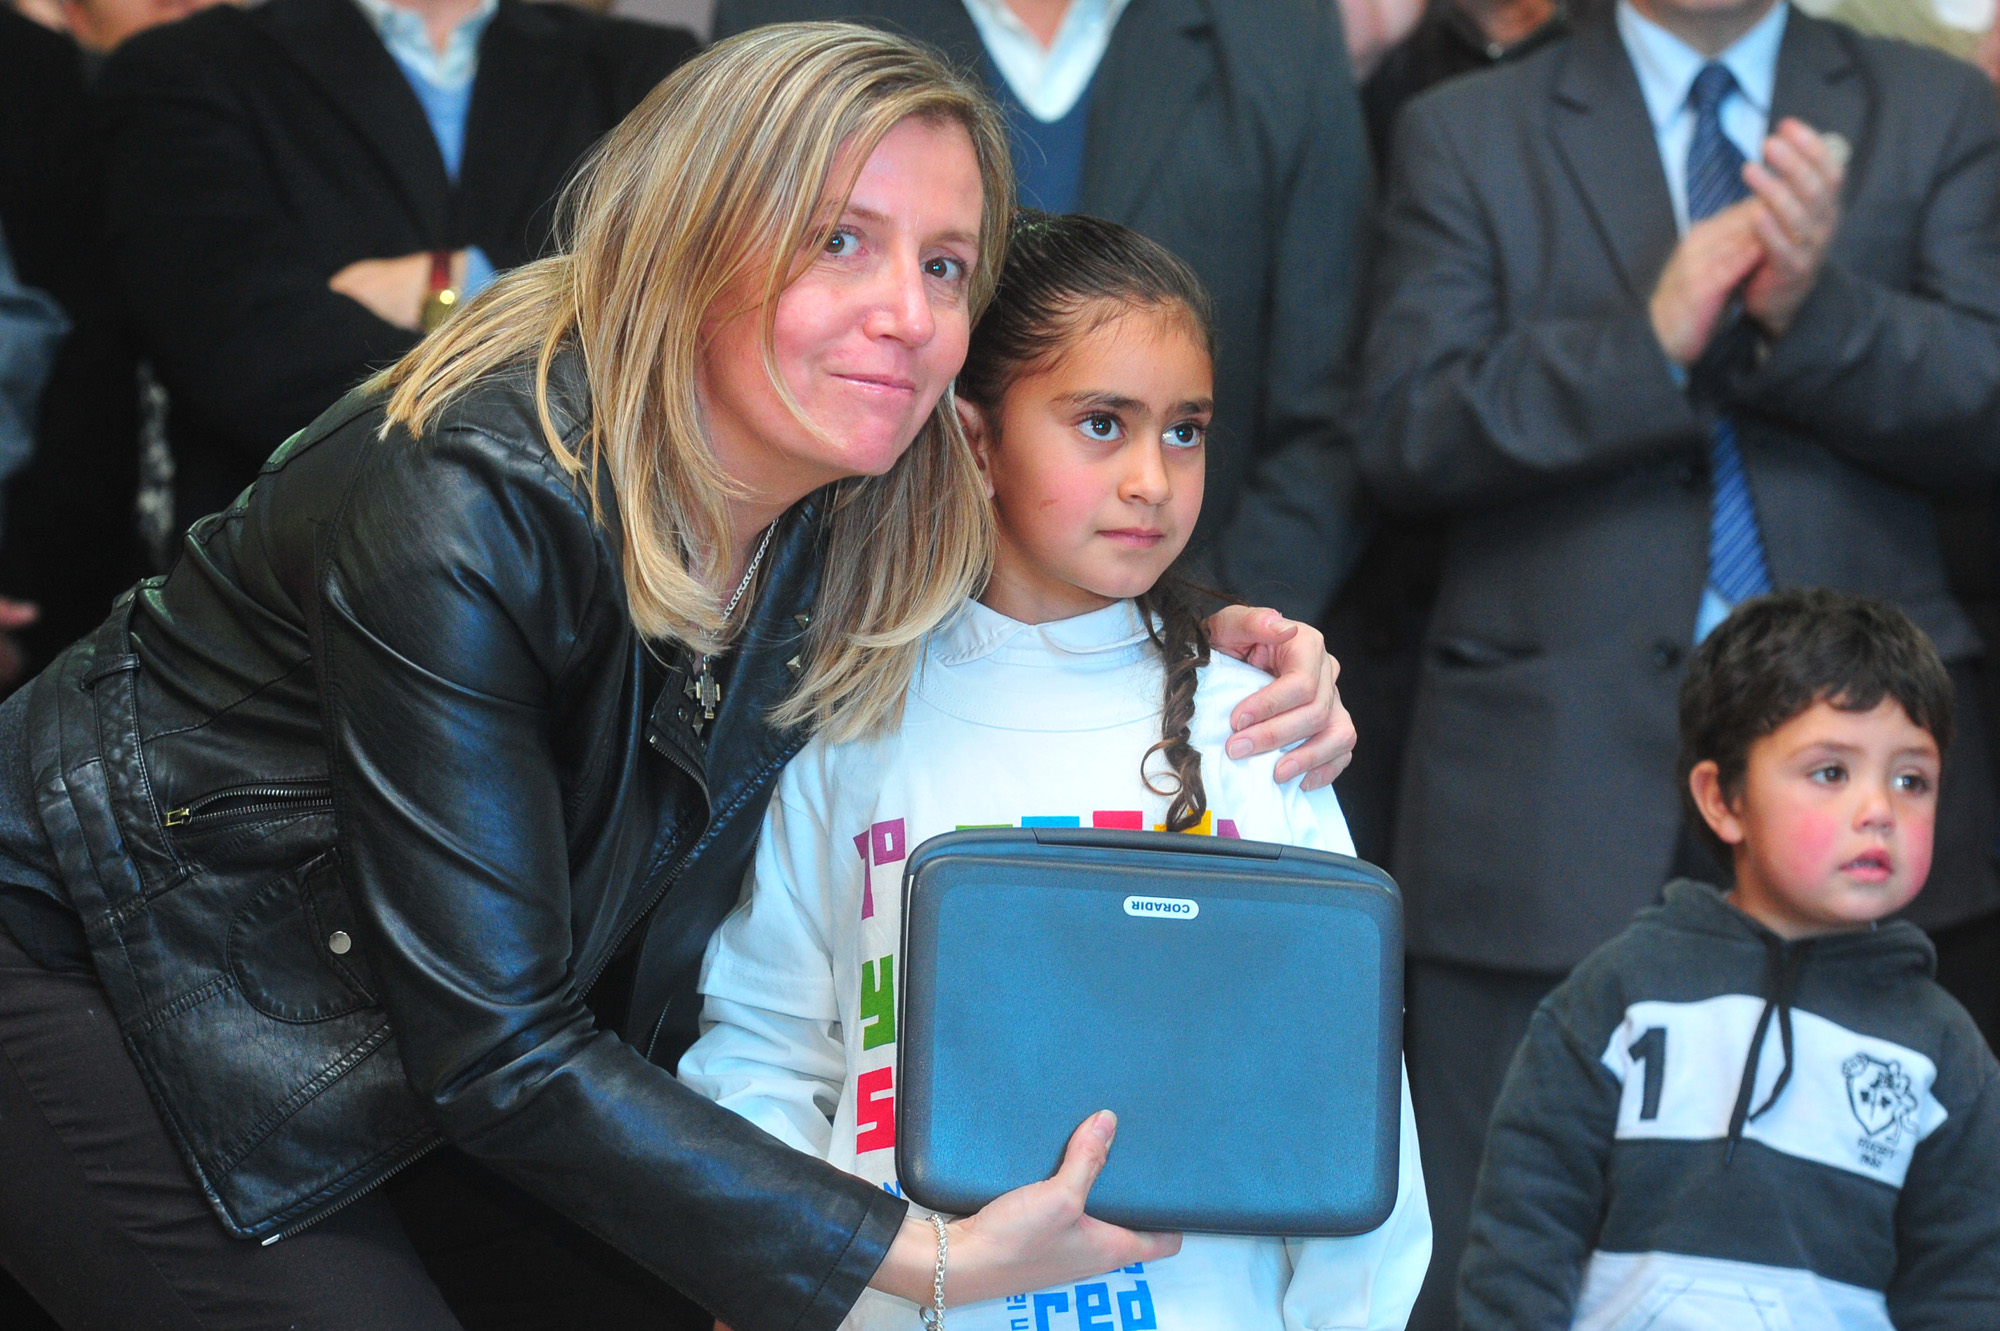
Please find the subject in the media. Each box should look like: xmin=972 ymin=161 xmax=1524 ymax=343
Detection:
xmin=1687 ymin=62 xmax=1771 ymax=610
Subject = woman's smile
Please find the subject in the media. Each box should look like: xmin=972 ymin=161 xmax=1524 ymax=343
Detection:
xmin=830 ymin=371 xmax=919 ymax=396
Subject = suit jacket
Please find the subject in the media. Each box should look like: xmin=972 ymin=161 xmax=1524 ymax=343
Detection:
xmin=1357 ymin=8 xmax=2000 ymax=969
xmin=0 ymin=9 xmax=145 ymax=676
xmin=95 ymin=0 xmax=695 ymax=534
xmin=717 ymin=0 xmax=1375 ymax=623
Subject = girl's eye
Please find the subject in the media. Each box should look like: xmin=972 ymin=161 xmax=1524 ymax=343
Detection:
xmin=1080 ymin=414 xmax=1123 ymax=441
xmin=1894 ymin=771 xmax=1933 ymax=795
xmin=924 ymin=255 xmax=967 ymax=283
xmin=1163 ymin=421 xmax=1205 ymax=449
xmin=1809 ymin=763 xmax=1847 ymax=786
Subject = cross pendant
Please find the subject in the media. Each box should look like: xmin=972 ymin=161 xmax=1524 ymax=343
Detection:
xmin=685 ymin=658 xmax=722 ymax=733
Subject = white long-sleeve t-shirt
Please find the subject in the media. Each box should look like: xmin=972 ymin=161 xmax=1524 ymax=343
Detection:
xmin=680 ymin=599 xmax=1432 ymax=1331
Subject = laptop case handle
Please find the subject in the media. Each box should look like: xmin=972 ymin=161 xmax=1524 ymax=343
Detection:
xmin=1026 ymin=826 xmax=1283 ymax=860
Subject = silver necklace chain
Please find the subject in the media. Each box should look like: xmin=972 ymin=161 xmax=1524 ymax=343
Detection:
xmin=722 ymin=523 xmax=776 ymax=621
xmin=682 ymin=524 xmax=775 ymax=734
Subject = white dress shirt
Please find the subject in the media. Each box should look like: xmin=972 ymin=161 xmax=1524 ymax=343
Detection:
xmin=960 ymin=0 xmax=1132 ymax=122
xmin=1616 ymin=0 xmax=1790 ymax=235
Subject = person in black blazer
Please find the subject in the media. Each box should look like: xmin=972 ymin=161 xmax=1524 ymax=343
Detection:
xmin=95 ymin=0 xmax=697 ymax=535
xmin=713 ymin=0 xmax=1374 ymax=625
xmin=0 ymin=5 xmax=145 ymax=694
xmin=1358 ymin=2 xmax=2000 ymax=1324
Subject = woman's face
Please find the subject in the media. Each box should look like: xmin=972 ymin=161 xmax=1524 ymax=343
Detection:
xmin=698 ymin=116 xmax=986 ymax=509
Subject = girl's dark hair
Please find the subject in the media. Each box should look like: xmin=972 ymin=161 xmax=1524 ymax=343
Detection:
xmin=1678 ymin=588 xmax=1954 ymax=861
xmin=958 ymin=210 xmax=1220 ymax=832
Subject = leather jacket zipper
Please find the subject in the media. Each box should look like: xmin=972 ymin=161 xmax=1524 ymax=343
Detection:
xmin=261 ymin=1136 xmax=441 ymax=1246
xmin=163 ymin=780 xmax=334 ymax=829
xmin=274 ymin=739 xmax=708 ymax=1245
xmin=580 ymin=730 xmax=710 ymax=999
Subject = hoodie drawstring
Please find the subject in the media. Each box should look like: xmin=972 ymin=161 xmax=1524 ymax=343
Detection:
xmin=1724 ymin=934 xmax=1813 ymax=1165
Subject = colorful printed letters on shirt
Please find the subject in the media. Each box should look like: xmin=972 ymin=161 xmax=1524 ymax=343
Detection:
xmin=1006 ymin=1272 xmax=1156 ymax=1331
xmin=856 ymin=1065 xmax=896 ymax=1153
xmin=861 ymin=956 xmax=895 ymax=1050
xmin=856 ymin=818 xmax=906 ymax=920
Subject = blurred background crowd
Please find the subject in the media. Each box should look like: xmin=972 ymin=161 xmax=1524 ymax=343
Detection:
xmin=2 ymin=0 xmax=1996 ymax=1325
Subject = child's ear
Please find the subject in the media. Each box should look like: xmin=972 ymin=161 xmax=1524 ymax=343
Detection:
xmin=954 ymin=394 xmax=997 ymax=501
xmin=1688 ymin=760 xmax=1748 ymax=848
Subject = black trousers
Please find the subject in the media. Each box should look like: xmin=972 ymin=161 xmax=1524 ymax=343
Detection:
xmin=1401 ymin=959 xmax=1560 ymax=1331
xmin=0 ymin=923 xmax=710 ymax=1331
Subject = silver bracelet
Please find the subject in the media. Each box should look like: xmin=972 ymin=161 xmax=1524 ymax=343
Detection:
xmin=917 ymin=1214 xmax=947 ymax=1329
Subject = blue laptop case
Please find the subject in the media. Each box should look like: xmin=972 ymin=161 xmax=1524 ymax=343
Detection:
xmin=895 ymin=827 xmax=1402 ymax=1236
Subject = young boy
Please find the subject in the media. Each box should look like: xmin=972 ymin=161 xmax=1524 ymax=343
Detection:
xmin=1458 ymin=589 xmax=2000 ymax=1331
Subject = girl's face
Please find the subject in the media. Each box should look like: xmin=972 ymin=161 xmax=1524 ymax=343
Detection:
xmin=965 ymin=305 xmax=1212 ymax=625
xmin=698 ymin=116 xmax=985 ymax=511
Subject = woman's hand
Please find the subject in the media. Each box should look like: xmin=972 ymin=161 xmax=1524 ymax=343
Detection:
xmin=869 ymin=1112 xmax=1180 ymax=1308
xmin=1205 ymin=606 xmax=1356 ymax=789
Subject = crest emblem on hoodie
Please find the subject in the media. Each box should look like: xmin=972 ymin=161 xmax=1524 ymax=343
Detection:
xmin=1843 ymin=1053 xmax=1919 ymax=1167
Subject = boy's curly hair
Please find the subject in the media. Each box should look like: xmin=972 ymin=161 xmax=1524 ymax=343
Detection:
xmin=1678 ymin=588 xmax=1954 ymax=861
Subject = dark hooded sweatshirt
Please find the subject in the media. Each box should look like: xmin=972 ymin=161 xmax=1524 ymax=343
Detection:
xmin=1460 ymin=880 xmax=2000 ymax=1331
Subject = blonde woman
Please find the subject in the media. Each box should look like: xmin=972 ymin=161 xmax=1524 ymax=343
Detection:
xmin=0 ymin=22 xmax=1353 ymax=1331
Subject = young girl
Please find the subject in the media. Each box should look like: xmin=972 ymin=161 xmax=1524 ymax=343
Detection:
xmin=680 ymin=213 xmax=1431 ymax=1330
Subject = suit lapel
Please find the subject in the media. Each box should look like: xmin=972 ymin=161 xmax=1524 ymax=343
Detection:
xmin=457 ymin=1 xmax=574 ymax=247
xmin=1078 ymin=0 xmax=1214 ymax=222
xmin=1548 ymin=15 xmax=1679 ymax=303
xmin=256 ymin=0 xmax=451 ymax=237
xmin=1768 ymin=10 xmax=1866 ymax=192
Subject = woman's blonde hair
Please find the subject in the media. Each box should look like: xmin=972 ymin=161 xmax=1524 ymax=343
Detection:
xmin=377 ymin=22 xmax=1010 ymax=740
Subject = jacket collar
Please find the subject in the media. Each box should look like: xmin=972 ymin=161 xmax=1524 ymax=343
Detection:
xmin=1766 ymin=7 xmax=1864 ymax=179
xmin=251 ymin=0 xmax=576 ymax=244
xmin=1548 ymin=9 xmax=1682 ymax=302
xmin=1658 ymin=878 xmax=1937 ymax=973
xmin=255 ymin=0 xmax=453 ymax=236
xmin=456 ymin=0 xmax=580 ymax=245
xmin=831 ymin=0 xmax=1211 ymax=223
xmin=1078 ymin=0 xmax=1213 ymax=221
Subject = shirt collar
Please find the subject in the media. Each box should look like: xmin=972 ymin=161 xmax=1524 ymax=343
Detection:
xmin=1617 ymin=0 xmax=1789 ymax=134
xmin=351 ymin=0 xmax=499 ymax=91
xmin=961 ymin=0 xmax=1132 ymax=51
xmin=929 ymin=598 xmax=1153 ymax=668
xmin=960 ymin=0 xmax=1132 ymax=121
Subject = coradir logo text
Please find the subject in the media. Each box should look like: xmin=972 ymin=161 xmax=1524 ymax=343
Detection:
xmin=1123 ymin=895 xmax=1199 ymax=920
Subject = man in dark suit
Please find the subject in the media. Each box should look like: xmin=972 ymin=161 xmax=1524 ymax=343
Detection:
xmin=96 ymin=0 xmax=697 ymax=535
xmin=1358 ymin=0 xmax=2000 ymax=1323
xmin=1324 ymin=0 xmax=1572 ymax=868
xmin=713 ymin=0 xmax=1374 ymax=625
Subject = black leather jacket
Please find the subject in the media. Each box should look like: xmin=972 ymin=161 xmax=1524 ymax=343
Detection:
xmin=19 ymin=353 xmax=906 ymax=1330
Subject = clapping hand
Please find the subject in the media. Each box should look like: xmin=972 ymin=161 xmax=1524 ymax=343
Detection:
xmin=1650 ymin=198 xmax=1765 ymax=369
xmin=1650 ymin=119 xmax=1847 ymax=367
xmin=1740 ymin=118 xmax=1846 ymax=338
